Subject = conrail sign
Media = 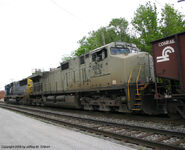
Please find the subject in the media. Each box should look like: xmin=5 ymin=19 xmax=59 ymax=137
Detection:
xmin=152 ymin=30 xmax=185 ymax=91
xmin=152 ymin=37 xmax=179 ymax=80
xmin=156 ymin=46 xmax=175 ymax=63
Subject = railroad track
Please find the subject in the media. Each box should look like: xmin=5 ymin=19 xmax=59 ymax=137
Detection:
xmin=0 ymin=103 xmax=185 ymax=150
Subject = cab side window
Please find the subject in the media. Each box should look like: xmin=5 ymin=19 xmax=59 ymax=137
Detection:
xmin=80 ymin=56 xmax=85 ymax=65
xmin=92 ymin=53 xmax=96 ymax=62
xmin=92 ymin=48 xmax=107 ymax=62
xmin=61 ymin=62 xmax=69 ymax=70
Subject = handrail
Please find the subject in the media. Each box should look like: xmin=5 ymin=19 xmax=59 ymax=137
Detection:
xmin=136 ymin=65 xmax=142 ymax=95
xmin=128 ymin=67 xmax=135 ymax=102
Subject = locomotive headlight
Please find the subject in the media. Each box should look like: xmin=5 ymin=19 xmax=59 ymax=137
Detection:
xmin=112 ymin=80 xmax=117 ymax=85
xmin=115 ymin=42 xmax=129 ymax=47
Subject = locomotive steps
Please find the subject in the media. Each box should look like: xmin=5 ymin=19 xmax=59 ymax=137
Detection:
xmin=0 ymin=103 xmax=185 ymax=150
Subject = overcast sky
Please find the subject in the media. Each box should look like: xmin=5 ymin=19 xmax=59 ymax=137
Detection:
xmin=0 ymin=0 xmax=184 ymax=90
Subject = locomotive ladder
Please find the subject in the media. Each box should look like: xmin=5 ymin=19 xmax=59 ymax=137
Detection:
xmin=132 ymin=66 xmax=143 ymax=111
xmin=128 ymin=65 xmax=148 ymax=112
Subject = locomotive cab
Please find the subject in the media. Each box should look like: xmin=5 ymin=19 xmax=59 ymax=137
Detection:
xmin=84 ymin=42 xmax=156 ymax=113
xmin=4 ymin=78 xmax=30 ymax=104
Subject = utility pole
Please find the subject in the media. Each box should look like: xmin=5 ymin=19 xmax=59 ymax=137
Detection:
xmin=101 ymin=32 xmax=105 ymax=46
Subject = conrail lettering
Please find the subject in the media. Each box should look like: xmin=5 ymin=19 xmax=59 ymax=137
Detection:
xmin=158 ymin=39 xmax=175 ymax=47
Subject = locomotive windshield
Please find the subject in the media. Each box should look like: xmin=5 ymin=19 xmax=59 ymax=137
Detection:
xmin=110 ymin=47 xmax=130 ymax=55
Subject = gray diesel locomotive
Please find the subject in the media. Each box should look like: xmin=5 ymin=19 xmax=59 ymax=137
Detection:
xmin=5 ymin=42 xmax=165 ymax=115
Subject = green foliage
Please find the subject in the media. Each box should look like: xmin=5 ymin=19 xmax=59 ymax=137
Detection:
xmin=160 ymin=4 xmax=185 ymax=37
xmin=61 ymin=52 xmax=74 ymax=62
xmin=61 ymin=56 xmax=73 ymax=62
xmin=74 ymin=18 xmax=130 ymax=56
xmin=109 ymin=18 xmax=131 ymax=42
xmin=62 ymin=2 xmax=185 ymax=59
xmin=131 ymin=2 xmax=185 ymax=54
xmin=131 ymin=2 xmax=161 ymax=53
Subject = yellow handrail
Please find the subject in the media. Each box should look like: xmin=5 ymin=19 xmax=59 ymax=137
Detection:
xmin=128 ymin=67 xmax=135 ymax=102
xmin=136 ymin=65 xmax=142 ymax=95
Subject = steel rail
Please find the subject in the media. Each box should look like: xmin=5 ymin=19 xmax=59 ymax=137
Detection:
xmin=0 ymin=103 xmax=184 ymax=150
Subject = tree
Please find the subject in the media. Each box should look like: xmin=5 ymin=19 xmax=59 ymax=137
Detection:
xmin=61 ymin=56 xmax=73 ymax=62
xmin=132 ymin=2 xmax=161 ymax=53
xmin=160 ymin=4 xmax=185 ymax=37
xmin=74 ymin=29 xmax=105 ymax=56
xmin=109 ymin=18 xmax=131 ymax=42
xmin=131 ymin=2 xmax=185 ymax=53
xmin=61 ymin=52 xmax=74 ymax=62
xmin=74 ymin=18 xmax=130 ymax=56
xmin=63 ymin=2 xmax=185 ymax=60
